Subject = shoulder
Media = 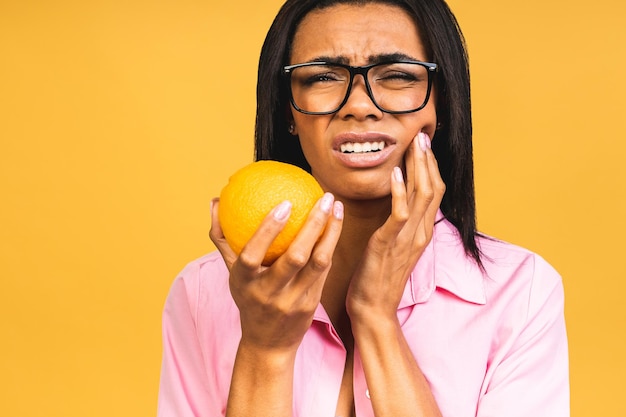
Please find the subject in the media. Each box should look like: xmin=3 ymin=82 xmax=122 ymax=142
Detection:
xmin=178 ymin=250 xmax=228 ymax=275
xmin=168 ymin=251 xmax=231 ymax=318
xmin=476 ymin=234 xmax=564 ymax=316
xmin=478 ymin=234 xmax=562 ymax=287
xmin=175 ymin=251 xmax=229 ymax=290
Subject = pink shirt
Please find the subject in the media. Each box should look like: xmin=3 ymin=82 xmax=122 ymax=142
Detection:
xmin=158 ymin=216 xmax=569 ymax=416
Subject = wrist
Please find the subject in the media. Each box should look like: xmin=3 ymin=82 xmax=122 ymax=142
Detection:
xmin=350 ymin=309 xmax=401 ymax=340
xmin=237 ymin=338 xmax=298 ymax=368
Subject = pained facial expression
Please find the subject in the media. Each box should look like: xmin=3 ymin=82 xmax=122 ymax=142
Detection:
xmin=288 ymin=3 xmax=437 ymax=201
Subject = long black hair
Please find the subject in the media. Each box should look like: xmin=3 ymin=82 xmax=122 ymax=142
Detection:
xmin=254 ymin=0 xmax=482 ymax=267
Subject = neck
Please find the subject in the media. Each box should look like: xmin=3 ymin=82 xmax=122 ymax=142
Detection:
xmin=320 ymin=196 xmax=391 ymax=343
xmin=337 ymin=198 xmax=389 ymax=257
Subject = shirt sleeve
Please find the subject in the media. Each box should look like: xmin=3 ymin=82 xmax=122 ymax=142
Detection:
xmin=157 ymin=267 xmax=215 ymax=417
xmin=477 ymin=255 xmax=570 ymax=417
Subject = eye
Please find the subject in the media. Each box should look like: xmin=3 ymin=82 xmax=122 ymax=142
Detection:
xmin=379 ymin=71 xmax=419 ymax=81
xmin=305 ymin=71 xmax=342 ymax=84
xmin=292 ymin=66 xmax=348 ymax=87
xmin=376 ymin=69 xmax=419 ymax=82
xmin=372 ymin=63 xmax=428 ymax=86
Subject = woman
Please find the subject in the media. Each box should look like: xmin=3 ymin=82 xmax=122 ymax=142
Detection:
xmin=158 ymin=0 xmax=570 ymax=416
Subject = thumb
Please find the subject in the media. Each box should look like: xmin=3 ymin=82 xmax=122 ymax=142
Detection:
xmin=209 ymin=198 xmax=238 ymax=269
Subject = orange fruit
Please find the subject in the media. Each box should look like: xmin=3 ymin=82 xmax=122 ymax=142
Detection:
xmin=218 ymin=160 xmax=324 ymax=265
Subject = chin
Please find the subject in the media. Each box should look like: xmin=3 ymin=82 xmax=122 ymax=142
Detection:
xmin=337 ymin=184 xmax=392 ymax=202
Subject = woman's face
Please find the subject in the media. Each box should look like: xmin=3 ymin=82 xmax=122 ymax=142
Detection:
xmin=288 ymin=3 xmax=437 ymax=201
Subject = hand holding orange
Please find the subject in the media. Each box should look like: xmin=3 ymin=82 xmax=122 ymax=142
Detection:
xmin=218 ymin=160 xmax=324 ymax=265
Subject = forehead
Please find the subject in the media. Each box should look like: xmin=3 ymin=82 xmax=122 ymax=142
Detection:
xmin=290 ymin=3 xmax=426 ymax=65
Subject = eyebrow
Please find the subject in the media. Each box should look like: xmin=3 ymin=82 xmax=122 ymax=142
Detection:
xmin=306 ymin=52 xmax=421 ymax=65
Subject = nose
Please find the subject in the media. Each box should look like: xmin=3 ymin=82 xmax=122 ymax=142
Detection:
xmin=337 ymin=74 xmax=383 ymax=119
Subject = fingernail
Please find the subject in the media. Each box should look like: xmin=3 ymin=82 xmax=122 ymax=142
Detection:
xmin=333 ymin=201 xmax=344 ymax=220
xmin=418 ymin=132 xmax=431 ymax=151
xmin=320 ymin=192 xmax=334 ymax=213
xmin=393 ymin=166 xmax=404 ymax=183
xmin=273 ymin=201 xmax=292 ymax=220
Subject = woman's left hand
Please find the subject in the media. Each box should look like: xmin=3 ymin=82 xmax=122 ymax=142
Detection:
xmin=346 ymin=131 xmax=445 ymax=323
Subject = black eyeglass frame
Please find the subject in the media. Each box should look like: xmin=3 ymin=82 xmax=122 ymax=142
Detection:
xmin=282 ymin=60 xmax=438 ymax=115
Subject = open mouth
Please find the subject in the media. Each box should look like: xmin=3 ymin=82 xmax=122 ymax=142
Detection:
xmin=339 ymin=141 xmax=386 ymax=154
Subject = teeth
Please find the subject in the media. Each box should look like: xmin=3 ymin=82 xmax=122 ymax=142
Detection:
xmin=340 ymin=141 xmax=385 ymax=154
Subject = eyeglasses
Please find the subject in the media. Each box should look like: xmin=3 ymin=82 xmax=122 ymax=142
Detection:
xmin=283 ymin=60 xmax=438 ymax=115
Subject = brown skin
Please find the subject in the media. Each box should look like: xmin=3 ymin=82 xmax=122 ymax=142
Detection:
xmin=209 ymin=4 xmax=445 ymax=417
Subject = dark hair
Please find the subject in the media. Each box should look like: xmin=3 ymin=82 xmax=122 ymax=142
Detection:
xmin=254 ymin=0 xmax=482 ymax=267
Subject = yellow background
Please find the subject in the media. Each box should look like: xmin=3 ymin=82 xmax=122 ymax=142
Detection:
xmin=1 ymin=0 xmax=624 ymax=416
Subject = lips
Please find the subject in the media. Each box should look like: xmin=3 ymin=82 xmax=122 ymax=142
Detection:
xmin=333 ymin=132 xmax=395 ymax=168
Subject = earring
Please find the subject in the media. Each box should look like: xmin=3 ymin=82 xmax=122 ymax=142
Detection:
xmin=436 ymin=121 xmax=443 ymax=130
xmin=288 ymin=123 xmax=295 ymax=134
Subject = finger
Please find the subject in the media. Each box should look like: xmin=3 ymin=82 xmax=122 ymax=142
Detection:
xmin=409 ymin=132 xmax=435 ymax=218
xmin=376 ymin=166 xmax=410 ymax=240
xmin=209 ymin=198 xmax=238 ymax=269
xmin=423 ymin=144 xmax=446 ymax=227
xmin=293 ymin=199 xmax=344 ymax=293
xmin=235 ymin=200 xmax=292 ymax=273
xmin=272 ymin=193 xmax=335 ymax=280
xmin=404 ymin=134 xmax=417 ymax=194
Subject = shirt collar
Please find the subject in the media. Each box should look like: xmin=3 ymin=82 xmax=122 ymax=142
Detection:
xmin=315 ymin=211 xmax=487 ymax=324
xmin=400 ymin=210 xmax=487 ymax=307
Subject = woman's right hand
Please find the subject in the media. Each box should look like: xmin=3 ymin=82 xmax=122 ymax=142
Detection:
xmin=210 ymin=192 xmax=344 ymax=355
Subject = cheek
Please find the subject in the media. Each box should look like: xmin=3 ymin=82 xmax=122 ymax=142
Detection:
xmin=293 ymin=130 xmax=325 ymax=171
xmin=397 ymin=110 xmax=437 ymax=143
xmin=414 ymin=103 xmax=438 ymax=139
xmin=292 ymin=116 xmax=331 ymax=154
xmin=299 ymin=139 xmax=329 ymax=172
